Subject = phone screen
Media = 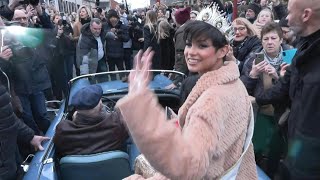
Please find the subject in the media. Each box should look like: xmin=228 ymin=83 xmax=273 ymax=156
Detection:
xmin=255 ymin=53 xmax=264 ymax=65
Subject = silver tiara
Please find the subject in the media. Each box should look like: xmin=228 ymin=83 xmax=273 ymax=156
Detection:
xmin=197 ymin=3 xmax=233 ymax=41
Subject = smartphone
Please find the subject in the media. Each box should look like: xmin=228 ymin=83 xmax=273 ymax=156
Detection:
xmin=255 ymin=52 xmax=264 ymax=65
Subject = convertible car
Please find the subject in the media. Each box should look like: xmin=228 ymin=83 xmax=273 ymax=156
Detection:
xmin=21 ymin=70 xmax=271 ymax=180
xmin=22 ymin=70 xmax=185 ymax=180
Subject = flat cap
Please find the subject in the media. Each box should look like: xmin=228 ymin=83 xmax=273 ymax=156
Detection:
xmin=70 ymin=85 xmax=103 ymax=110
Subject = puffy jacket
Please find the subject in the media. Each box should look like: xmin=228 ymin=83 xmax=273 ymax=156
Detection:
xmin=104 ymin=21 xmax=129 ymax=59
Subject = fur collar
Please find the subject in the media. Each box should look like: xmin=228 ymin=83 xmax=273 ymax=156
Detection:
xmin=178 ymin=61 xmax=240 ymax=127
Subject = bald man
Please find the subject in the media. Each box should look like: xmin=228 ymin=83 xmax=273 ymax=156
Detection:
xmin=255 ymin=0 xmax=320 ymax=179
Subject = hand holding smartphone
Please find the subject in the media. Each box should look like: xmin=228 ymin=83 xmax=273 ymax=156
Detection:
xmin=255 ymin=52 xmax=265 ymax=65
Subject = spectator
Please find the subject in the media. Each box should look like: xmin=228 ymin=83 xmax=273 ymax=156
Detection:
xmin=245 ymin=3 xmax=261 ymax=23
xmin=0 ymin=72 xmax=49 ymax=180
xmin=238 ymin=0 xmax=248 ymax=17
xmin=118 ymin=21 xmax=257 ymax=179
xmin=143 ymin=10 xmax=160 ymax=69
xmin=127 ymin=15 xmax=144 ymax=60
xmin=73 ymin=5 xmax=92 ymax=40
xmin=278 ymin=17 xmax=298 ymax=47
xmin=255 ymin=0 xmax=320 ymax=178
xmin=104 ymin=9 xmax=129 ymax=80
xmin=254 ymin=8 xmax=274 ymax=34
xmin=190 ymin=10 xmax=199 ymax=21
xmin=8 ymin=8 xmax=54 ymax=135
xmin=241 ymin=22 xmax=291 ymax=95
xmin=157 ymin=9 xmax=165 ymax=19
xmin=165 ymin=7 xmax=192 ymax=89
xmin=54 ymin=85 xmax=128 ymax=157
xmin=231 ymin=17 xmax=262 ymax=71
xmin=119 ymin=5 xmax=133 ymax=71
xmin=77 ymin=18 xmax=106 ymax=76
xmin=225 ymin=1 xmax=233 ymax=23
xmin=157 ymin=20 xmax=175 ymax=70
xmin=165 ymin=8 xmax=173 ymax=24
xmin=73 ymin=5 xmax=92 ymax=76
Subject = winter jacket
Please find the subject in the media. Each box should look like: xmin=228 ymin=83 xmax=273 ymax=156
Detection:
xmin=159 ymin=28 xmax=175 ymax=70
xmin=54 ymin=108 xmax=128 ymax=157
xmin=241 ymin=44 xmax=291 ymax=97
xmin=77 ymin=23 xmax=106 ymax=75
xmin=116 ymin=62 xmax=257 ymax=179
xmin=0 ymin=84 xmax=34 ymax=180
xmin=171 ymin=20 xmax=192 ymax=86
xmin=143 ymin=26 xmax=160 ymax=69
xmin=0 ymin=5 xmax=13 ymax=20
xmin=232 ymin=36 xmax=262 ymax=71
xmin=129 ymin=21 xmax=144 ymax=50
xmin=173 ymin=21 xmax=191 ymax=76
xmin=241 ymin=44 xmax=291 ymax=119
xmin=9 ymin=31 xmax=52 ymax=95
xmin=255 ymin=29 xmax=320 ymax=179
xmin=104 ymin=21 xmax=129 ymax=59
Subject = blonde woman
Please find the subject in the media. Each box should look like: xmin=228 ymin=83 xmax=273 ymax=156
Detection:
xmin=73 ymin=5 xmax=92 ymax=41
xmin=72 ymin=5 xmax=92 ymax=75
xmin=230 ymin=17 xmax=262 ymax=71
xmin=143 ymin=10 xmax=160 ymax=69
xmin=254 ymin=8 xmax=274 ymax=34
xmin=158 ymin=20 xmax=175 ymax=70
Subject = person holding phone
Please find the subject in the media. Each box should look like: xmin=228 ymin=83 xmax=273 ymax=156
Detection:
xmin=240 ymin=22 xmax=292 ymax=177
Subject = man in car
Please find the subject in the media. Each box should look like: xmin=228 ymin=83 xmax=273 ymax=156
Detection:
xmin=53 ymin=85 xmax=128 ymax=157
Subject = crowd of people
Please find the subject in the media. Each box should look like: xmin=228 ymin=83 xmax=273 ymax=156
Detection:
xmin=1 ymin=0 xmax=320 ymax=179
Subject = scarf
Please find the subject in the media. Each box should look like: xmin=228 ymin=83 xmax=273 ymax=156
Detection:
xmin=262 ymin=46 xmax=283 ymax=71
xmin=80 ymin=18 xmax=91 ymax=25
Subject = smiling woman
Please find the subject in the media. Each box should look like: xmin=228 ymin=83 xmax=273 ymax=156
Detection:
xmin=183 ymin=21 xmax=229 ymax=75
xmin=117 ymin=20 xmax=257 ymax=179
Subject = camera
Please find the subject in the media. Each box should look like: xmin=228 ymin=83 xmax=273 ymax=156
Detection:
xmin=20 ymin=0 xmax=40 ymax=6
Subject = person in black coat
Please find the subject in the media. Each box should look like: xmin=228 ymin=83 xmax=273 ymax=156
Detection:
xmin=255 ymin=0 xmax=320 ymax=178
xmin=143 ymin=10 xmax=160 ymax=70
xmin=158 ymin=20 xmax=175 ymax=70
xmin=0 ymin=70 xmax=49 ymax=180
xmin=104 ymin=9 xmax=129 ymax=79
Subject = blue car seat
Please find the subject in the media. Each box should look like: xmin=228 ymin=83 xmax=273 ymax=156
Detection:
xmin=59 ymin=151 xmax=132 ymax=180
xmin=257 ymin=166 xmax=271 ymax=180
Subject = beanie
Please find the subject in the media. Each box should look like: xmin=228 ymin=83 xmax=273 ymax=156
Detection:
xmin=174 ymin=7 xmax=191 ymax=25
xmin=247 ymin=3 xmax=261 ymax=16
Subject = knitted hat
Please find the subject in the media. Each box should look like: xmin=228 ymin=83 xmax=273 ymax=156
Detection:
xmin=247 ymin=3 xmax=261 ymax=16
xmin=174 ymin=7 xmax=191 ymax=25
